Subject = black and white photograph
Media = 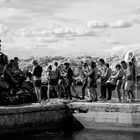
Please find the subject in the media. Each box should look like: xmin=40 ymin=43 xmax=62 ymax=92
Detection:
xmin=0 ymin=0 xmax=140 ymax=140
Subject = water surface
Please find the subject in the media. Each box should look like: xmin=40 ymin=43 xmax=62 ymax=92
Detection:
xmin=1 ymin=129 xmax=140 ymax=140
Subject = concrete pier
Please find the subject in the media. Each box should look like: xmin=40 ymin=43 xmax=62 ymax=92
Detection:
xmin=0 ymin=101 xmax=72 ymax=133
xmin=68 ymin=102 xmax=140 ymax=131
xmin=1 ymin=100 xmax=140 ymax=133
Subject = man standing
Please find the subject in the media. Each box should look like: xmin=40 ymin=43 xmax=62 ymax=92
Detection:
xmin=98 ymin=58 xmax=107 ymax=99
xmin=32 ymin=60 xmax=43 ymax=102
xmin=105 ymin=63 xmax=112 ymax=100
xmin=64 ymin=62 xmax=73 ymax=100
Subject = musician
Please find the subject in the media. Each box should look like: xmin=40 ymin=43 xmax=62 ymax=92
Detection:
xmin=106 ymin=64 xmax=123 ymax=101
xmin=124 ymin=51 xmax=136 ymax=100
xmin=124 ymin=62 xmax=135 ymax=102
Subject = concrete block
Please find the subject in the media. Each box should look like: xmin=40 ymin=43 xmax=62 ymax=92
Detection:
xmin=118 ymin=113 xmax=132 ymax=125
xmin=94 ymin=112 xmax=118 ymax=124
xmin=73 ymin=112 xmax=94 ymax=128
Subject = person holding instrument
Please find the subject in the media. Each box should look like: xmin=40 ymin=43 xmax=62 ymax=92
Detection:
xmin=106 ymin=64 xmax=123 ymax=101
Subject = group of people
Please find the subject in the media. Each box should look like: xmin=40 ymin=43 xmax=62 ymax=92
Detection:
xmin=0 ymin=53 xmax=137 ymax=104
xmin=0 ymin=56 xmax=37 ymax=104
xmin=105 ymin=60 xmax=135 ymax=102
xmin=30 ymin=56 xmax=136 ymax=103
xmin=82 ymin=58 xmax=136 ymax=102
xmin=31 ymin=56 xmax=134 ymax=103
xmin=31 ymin=61 xmax=75 ymax=102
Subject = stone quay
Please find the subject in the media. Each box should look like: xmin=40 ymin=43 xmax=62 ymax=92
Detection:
xmin=1 ymin=100 xmax=140 ymax=133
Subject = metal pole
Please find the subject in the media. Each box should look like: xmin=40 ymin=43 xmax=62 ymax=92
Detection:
xmin=135 ymin=66 xmax=137 ymax=99
xmin=134 ymin=57 xmax=138 ymax=99
xmin=0 ymin=39 xmax=1 ymax=52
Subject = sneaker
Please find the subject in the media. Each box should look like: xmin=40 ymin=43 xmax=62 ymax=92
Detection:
xmin=93 ymin=98 xmax=98 ymax=102
xmin=88 ymin=99 xmax=92 ymax=102
xmin=122 ymin=99 xmax=127 ymax=103
xmin=131 ymin=98 xmax=135 ymax=102
xmin=76 ymin=95 xmax=79 ymax=98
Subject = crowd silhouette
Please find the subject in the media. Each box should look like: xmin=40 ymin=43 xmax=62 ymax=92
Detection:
xmin=0 ymin=51 xmax=137 ymax=105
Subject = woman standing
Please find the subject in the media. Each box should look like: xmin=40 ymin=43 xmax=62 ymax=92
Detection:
xmin=87 ymin=61 xmax=98 ymax=102
xmin=46 ymin=64 xmax=60 ymax=101
xmin=46 ymin=65 xmax=52 ymax=101
xmin=32 ymin=60 xmax=43 ymax=102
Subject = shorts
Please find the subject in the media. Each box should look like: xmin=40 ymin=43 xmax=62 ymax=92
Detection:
xmin=116 ymin=80 xmax=122 ymax=90
xmin=87 ymin=79 xmax=97 ymax=88
xmin=49 ymin=79 xmax=58 ymax=86
xmin=35 ymin=80 xmax=42 ymax=87
xmin=124 ymin=80 xmax=133 ymax=91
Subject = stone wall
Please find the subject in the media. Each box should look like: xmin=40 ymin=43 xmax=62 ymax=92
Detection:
xmin=1 ymin=101 xmax=140 ymax=133
xmin=0 ymin=102 xmax=72 ymax=133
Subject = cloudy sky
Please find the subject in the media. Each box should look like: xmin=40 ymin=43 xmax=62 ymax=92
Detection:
xmin=1 ymin=0 xmax=140 ymax=58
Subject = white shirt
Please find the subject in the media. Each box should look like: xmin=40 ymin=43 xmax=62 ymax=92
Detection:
xmin=99 ymin=65 xmax=107 ymax=77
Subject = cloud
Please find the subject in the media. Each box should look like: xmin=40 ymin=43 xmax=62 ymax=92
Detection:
xmin=106 ymin=44 xmax=140 ymax=57
xmin=0 ymin=0 xmax=11 ymax=4
xmin=134 ymin=5 xmax=140 ymax=14
xmin=0 ymin=8 xmax=29 ymax=21
xmin=87 ymin=20 xmax=133 ymax=29
xmin=36 ymin=37 xmax=58 ymax=43
xmin=15 ymin=26 xmax=102 ymax=38
xmin=0 ymin=23 xmax=9 ymax=35
xmin=74 ymin=27 xmax=101 ymax=37
xmin=52 ymin=27 xmax=102 ymax=37
xmin=14 ymin=28 xmax=35 ymax=37
xmin=106 ymin=39 xmax=121 ymax=45
xmin=109 ymin=20 xmax=133 ymax=28
xmin=15 ymin=19 xmax=134 ymax=40
xmin=132 ymin=18 xmax=140 ymax=24
xmin=87 ymin=21 xmax=109 ymax=28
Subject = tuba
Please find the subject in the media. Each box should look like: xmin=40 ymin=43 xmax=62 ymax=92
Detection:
xmin=124 ymin=50 xmax=134 ymax=63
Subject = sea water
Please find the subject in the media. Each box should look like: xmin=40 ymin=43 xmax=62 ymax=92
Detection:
xmin=1 ymin=129 xmax=140 ymax=140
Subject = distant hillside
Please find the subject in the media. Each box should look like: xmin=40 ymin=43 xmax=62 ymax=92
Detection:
xmin=19 ymin=54 xmax=140 ymax=77
xmin=19 ymin=55 xmax=100 ymax=71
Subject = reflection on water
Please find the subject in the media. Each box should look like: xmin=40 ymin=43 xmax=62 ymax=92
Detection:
xmin=1 ymin=129 xmax=140 ymax=140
